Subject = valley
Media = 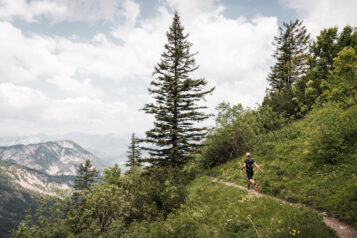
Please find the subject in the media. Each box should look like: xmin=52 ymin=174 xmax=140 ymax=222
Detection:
xmin=0 ymin=140 xmax=108 ymax=237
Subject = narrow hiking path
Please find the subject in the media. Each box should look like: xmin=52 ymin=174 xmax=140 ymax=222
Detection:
xmin=210 ymin=177 xmax=357 ymax=238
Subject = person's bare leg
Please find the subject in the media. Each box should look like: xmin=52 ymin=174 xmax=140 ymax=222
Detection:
xmin=250 ymin=179 xmax=259 ymax=191
xmin=247 ymin=179 xmax=254 ymax=190
xmin=248 ymin=179 xmax=259 ymax=191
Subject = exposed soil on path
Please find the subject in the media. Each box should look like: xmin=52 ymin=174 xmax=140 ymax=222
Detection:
xmin=210 ymin=177 xmax=357 ymax=238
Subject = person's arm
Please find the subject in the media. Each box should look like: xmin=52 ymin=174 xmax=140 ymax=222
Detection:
xmin=254 ymin=162 xmax=264 ymax=173
xmin=241 ymin=163 xmax=246 ymax=170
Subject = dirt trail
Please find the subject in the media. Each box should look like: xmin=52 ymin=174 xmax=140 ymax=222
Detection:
xmin=210 ymin=177 xmax=357 ymax=238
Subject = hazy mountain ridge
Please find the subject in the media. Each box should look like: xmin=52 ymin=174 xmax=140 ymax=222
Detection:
xmin=0 ymin=135 xmax=44 ymax=146
xmin=0 ymin=140 xmax=108 ymax=176
xmin=0 ymin=133 xmax=129 ymax=165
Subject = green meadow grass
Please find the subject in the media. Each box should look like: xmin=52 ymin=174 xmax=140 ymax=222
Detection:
xmin=124 ymin=176 xmax=336 ymax=237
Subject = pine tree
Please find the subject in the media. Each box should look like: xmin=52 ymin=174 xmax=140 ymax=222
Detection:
xmin=142 ymin=11 xmax=214 ymax=168
xmin=65 ymin=160 xmax=99 ymax=234
xmin=126 ymin=133 xmax=142 ymax=167
xmin=264 ymin=19 xmax=310 ymax=118
xmin=71 ymin=160 xmax=98 ymax=201
xmin=267 ymin=19 xmax=310 ymax=91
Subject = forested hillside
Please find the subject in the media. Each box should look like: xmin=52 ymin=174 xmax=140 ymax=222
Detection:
xmin=0 ymin=160 xmax=74 ymax=237
xmin=12 ymin=12 xmax=356 ymax=238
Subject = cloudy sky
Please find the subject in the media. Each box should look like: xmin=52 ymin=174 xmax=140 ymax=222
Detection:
xmin=0 ymin=0 xmax=356 ymax=137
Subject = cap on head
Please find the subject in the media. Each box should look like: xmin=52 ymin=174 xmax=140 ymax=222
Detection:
xmin=246 ymin=152 xmax=251 ymax=157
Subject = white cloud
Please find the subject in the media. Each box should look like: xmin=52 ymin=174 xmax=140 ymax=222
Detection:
xmin=188 ymin=14 xmax=277 ymax=107
xmin=0 ymin=0 xmax=134 ymax=23
xmin=121 ymin=0 xmax=140 ymax=27
xmin=0 ymin=0 xmax=66 ymax=22
xmin=281 ymin=0 xmax=357 ymax=35
xmin=0 ymin=0 xmax=279 ymax=136
xmin=0 ymin=82 xmax=46 ymax=109
xmin=166 ymin=0 xmax=225 ymax=23
xmin=48 ymin=77 xmax=104 ymax=97
xmin=0 ymin=20 xmax=150 ymax=87
xmin=0 ymin=21 xmax=74 ymax=83
xmin=0 ymin=83 xmax=149 ymax=135
xmin=45 ymin=96 xmax=128 ymax=124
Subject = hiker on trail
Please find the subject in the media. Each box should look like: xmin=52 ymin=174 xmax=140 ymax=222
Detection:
xmin=241 ymin=152 xmax=263 ymax=191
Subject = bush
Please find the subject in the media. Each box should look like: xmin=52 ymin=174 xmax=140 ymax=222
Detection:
xmin=14 ymin=165 xmax=191 ymax=237
xmin=200 ymin=103 xmax=285 ymax=168
xmin=307 ymin=102 xmax=357 ymax=164
xmin=200 ymin=124 xmax=254 ymax=168
xmin=131 ymin=167 xmax=189 ymax=220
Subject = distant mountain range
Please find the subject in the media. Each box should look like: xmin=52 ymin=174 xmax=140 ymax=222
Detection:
xmin=0 ymin=132 xmax=131 ymax=166
xmin=0 ymin=160 xmax=75 ymax=237
xmin=0 ymin=140 xmax=109 ymax=176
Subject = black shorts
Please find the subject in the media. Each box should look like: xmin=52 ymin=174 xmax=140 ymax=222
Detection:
xmin=246 ymin=169 xmax=254 ymax=180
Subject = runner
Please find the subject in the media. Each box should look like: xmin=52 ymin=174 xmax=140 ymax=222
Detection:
xmin=241 ymin=152 xmax=263 ymax=191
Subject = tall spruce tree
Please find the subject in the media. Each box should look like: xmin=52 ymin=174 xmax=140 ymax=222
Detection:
xmin=126 ymin=133 xmax=142 ymax=167
xmin=142 ymin=11 xmax=214 ymax=168
xmin=264 ymin=19 xmax=310 ymax=118
xmin=267 ymin=19 xmax=310 ymax=91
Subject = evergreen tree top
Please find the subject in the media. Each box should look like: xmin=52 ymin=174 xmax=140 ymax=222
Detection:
xmin=126 ymin=133 xmax=142 ymax=168
xmin=267 ymin=19 xmax=310 ymax=91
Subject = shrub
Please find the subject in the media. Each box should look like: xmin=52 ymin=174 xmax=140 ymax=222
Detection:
xmin=200 ymin=103 xmax=285 ymax=168
xmin=307 ymin=102 xmax=357 ymax=164
xmin=14 ymin=165 xmax=191 ymax=237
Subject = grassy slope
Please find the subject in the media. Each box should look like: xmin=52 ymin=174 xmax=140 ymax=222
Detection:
xmin=124 ymin=176 xmax=335 ymax=238
xmin=208 ymin=107 xmax=357 ymax=227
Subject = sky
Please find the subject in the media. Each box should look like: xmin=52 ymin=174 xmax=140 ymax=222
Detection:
xmin=0 ymin=0 xmax=356 ymax=137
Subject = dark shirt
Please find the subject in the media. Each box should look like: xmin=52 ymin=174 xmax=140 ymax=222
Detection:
xmin=244 ymin=158 xmax=255 ymax=171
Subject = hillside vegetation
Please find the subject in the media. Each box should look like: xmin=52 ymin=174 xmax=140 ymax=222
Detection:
xmin=207 ymin=103 xmax=357 ymax=226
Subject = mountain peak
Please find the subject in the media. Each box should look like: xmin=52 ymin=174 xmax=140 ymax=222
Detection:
xmin=42 ymin=140 xmax=78 ymax=149
xmin=0 ymin=141 xmax=107 ymax=176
